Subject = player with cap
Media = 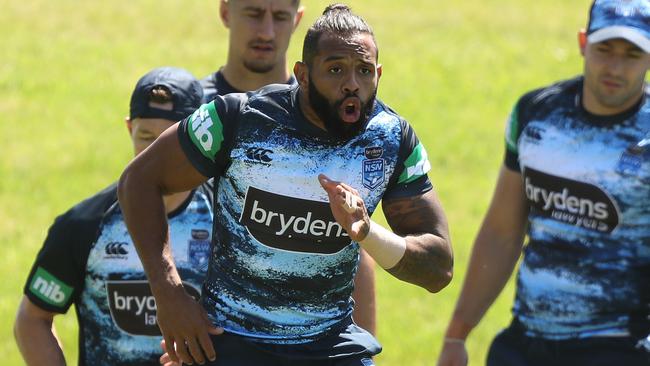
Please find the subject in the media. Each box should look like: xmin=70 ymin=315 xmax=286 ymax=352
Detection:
xmin=437 ymin=1 xmax=650 ymax=365
xmin=13 ymin=66 xmax=212 ymax=365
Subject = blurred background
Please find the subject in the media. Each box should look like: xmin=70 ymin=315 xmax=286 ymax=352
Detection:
xmin=1 ymin=0 xmax=592 ymax=364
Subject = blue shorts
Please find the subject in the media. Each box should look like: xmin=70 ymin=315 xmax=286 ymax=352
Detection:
xmin=487 ymin=320 xmax=650 ymax=366
xmin=202 ymin=320 xmax=380 ymax=366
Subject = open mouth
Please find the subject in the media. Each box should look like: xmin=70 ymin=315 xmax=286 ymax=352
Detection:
xmin=340 ymin=97 xmax=361 ymax=123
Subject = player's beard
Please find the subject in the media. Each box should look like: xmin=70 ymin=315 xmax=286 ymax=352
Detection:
xmin=308 ymin=75 xmax=377 ymax=140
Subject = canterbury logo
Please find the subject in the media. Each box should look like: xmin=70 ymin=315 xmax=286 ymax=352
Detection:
xmin=105 ymin=242 xmax=128 ymax=255
xmin=245 ymin=147 xmax=273 ymax=163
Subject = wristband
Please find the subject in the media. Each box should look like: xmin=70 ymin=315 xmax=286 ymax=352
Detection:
xmin=359 ymin=220 xmax=406 ymax=269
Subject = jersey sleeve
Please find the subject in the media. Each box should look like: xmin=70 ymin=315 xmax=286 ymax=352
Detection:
xmin=177 ymin=95 xmax=244 ymax=178
xmin=504 ymin=101 xmax=522 ymax=171
xmin=383 ymin=119 xmax=433 ymax=200
xmin=23 ymin=184 xmax=117 ymax=313
xmin=23 ymin=214 xmax=84 ymax=313
xmin=503 ymin=85 xmax=550 ymax=172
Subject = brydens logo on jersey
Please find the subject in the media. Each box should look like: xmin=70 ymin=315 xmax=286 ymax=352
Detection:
xmin=523 ymin=167 xmax=620 ymax=233
xmin=240 ymin=186 xmax=351 ymax=254
xmin=106 ymin=280 xmax=200 ymax=336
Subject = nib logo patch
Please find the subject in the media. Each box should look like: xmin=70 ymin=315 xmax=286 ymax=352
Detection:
xmin=29 ymin=267 xmax=73 ymax=307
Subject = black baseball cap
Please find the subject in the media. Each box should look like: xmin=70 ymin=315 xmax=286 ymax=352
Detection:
xmin=129 ymin=66 xmax=203 ymax=121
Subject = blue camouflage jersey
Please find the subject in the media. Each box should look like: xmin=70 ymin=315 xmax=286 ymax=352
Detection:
xmin=505 ymin=76 xmax=650 ymax=339
xmin=177 ymin=84 xmax=432 ymax=345
xmin=24 ymin=183 xmax=213 ymax=365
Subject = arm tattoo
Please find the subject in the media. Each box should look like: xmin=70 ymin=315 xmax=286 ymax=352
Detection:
xmin=382 ymin=192 xmax=453 ymax=293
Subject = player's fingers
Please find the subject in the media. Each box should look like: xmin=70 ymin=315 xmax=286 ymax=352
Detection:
xmin=159 ymin=339 xmax=170 ymax=365
xmin=160 ymin=339 xmax=170 ymax=354
xmin=317 ymin=174 xmax=340 ymax=195
xmin=185 ymin=337 xmax=206 ymax=365
xmin=340 ymin=182 xmax=359 ymax=196
xmin=342 ymin=191 xmax=357 ymax=213
xmin=159 ymin=353 xmax=175 ymax=366
xmin=164 ymin=336 xmax=179 ymax=363
xmin=207 ymin=326 xmax=224 ymax=335
xmin=198 ymin=329 xmax=217 ymax=362
xmin=175 ymin=339 xmax=194 ymax=365
xmin=200 ymin=308 xmax=224 ymax=337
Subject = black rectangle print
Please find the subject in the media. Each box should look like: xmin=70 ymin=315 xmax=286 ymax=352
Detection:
xmin=240 ymin=186 xmax=352 ymax=254
xmin=523 ymin=167 xmax=619 ymax=233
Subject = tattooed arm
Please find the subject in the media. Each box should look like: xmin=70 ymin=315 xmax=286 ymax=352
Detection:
xmin=318 ymin=174 xmax=452 ymax=293
xmin=382 ymin=189 xmax=453 ymax=293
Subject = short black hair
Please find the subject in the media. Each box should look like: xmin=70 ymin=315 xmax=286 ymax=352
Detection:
xmin=302 ymin=4 xmax=377 ymax=66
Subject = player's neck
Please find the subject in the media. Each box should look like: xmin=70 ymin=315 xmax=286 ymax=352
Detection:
xmin=163 ymin=191 xmax=192 ymax=215
xmin=221 ymin=59 xmax=290 ymax=92
xmin=581 ymin=83 xmax=645 ymax=116
xmin=297 ymin=89 xmax=326 ymax=131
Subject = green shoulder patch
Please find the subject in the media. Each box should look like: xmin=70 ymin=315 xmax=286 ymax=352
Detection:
xmin=398 ymin=143 xmax=431 ymax=184
xmin=188 ymin=102 xmax=224 ymax=162
xmin=505 ymin=104 xmax=520 ymax=154
xmin=29 ymin=267 xmax=73 ymax=307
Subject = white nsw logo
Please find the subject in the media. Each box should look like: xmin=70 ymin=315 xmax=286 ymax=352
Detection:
xmin=192 ymin=108 xmax=214 ymax=152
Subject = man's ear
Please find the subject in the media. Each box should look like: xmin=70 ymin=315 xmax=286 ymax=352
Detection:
xmin=294 ymin=61 xmax=309 ymax=87
xmin=126 ymin=117 xmax=133 ymax=135
xmin=377 ymin=64 xmax=382 ymax=79
xmin=578 ymin=29 xmax=587 ymax=56
xmin=293 ymin=6 xmax=305 ymax=32
xmin=220 ymin=0 xmax=230 ymax=28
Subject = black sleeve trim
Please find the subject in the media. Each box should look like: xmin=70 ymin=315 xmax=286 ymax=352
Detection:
xmin=504 ymin=149 xmax=521 ymax=171
xmin=382 ymin=174 xmax=433 ymax=201
xmin=177 ymin=115 xmax=216 ymax=178
xmin=23 ymin=183 xmax=118 ymax=313
xmin=387 ymin=118 xmax=417 ymax=188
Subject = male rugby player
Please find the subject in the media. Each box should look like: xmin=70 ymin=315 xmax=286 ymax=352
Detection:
xmin=119 ymin=4 xmax=453 ymax=366
xmin=438 ymin=1 xmax=650 ymax=365
xmin=203 ymin=0 xmax=377 ymax=335
xmin=14 ymin=67 xmax=209 ymax=365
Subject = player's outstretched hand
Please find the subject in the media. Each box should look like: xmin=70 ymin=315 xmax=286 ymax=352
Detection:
xmin=436 ymin=340 xmax=468 ymax=366
xmin=160 ymin=340 xmax=180 ymax=366
xmin=155 ymin=287 xmax=223 ymax=365
xmin=318 ymin=174 xmax=370 ymax=242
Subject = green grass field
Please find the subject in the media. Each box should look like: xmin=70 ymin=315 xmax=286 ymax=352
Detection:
xmin=1 ymin=0 xmax=592 ymax=364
